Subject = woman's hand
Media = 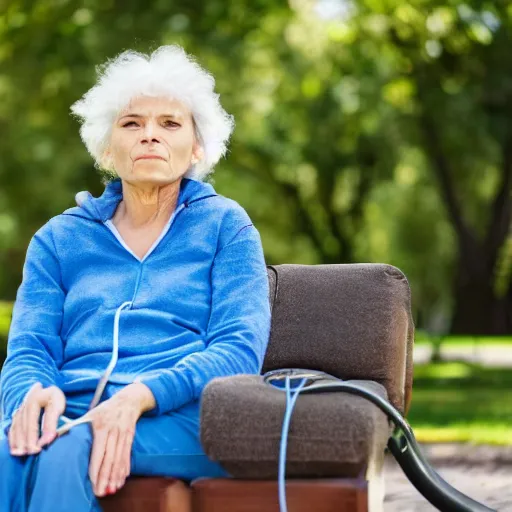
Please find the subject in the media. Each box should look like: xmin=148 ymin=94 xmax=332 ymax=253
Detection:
xmin=8 ymin=382 xmax=66 ymax=456
xmin=86 ymin=382 xmax=156 ymax=497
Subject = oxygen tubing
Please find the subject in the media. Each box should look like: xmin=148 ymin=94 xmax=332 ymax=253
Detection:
xmin=277 ymin=376 xmax=308 ymax=512
xmin=265 ymin=371 xmax=496 ymax=512
xmin=55 ymin=301 xmax=132 ymax=436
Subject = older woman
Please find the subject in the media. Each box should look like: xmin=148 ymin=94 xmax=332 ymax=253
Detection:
xmin=0 ymin=45 xmax=271 ymax=511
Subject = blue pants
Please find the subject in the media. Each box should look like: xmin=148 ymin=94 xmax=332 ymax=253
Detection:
xmin=0 ymin=398 xmax=228 ymax=511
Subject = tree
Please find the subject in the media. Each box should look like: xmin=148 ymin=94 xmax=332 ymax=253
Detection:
xmin=349 ymin=0 xmax=512 ymax=333
xmin=0 ymin=0 xmax=510 ymax=335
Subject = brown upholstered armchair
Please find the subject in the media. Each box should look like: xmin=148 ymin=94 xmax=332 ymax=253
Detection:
xmin=101 ymin=263 xmax=414 ymax=512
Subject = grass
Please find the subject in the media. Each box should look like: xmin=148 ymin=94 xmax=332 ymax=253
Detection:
xmin=407 ymin=362 xmax=512 ymax=445
xmin=414 ymin=330 xmax=512 ymax=346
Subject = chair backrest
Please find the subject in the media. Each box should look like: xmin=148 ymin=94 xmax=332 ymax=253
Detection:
xmin=264 ymin=263 xmax=414 ymax=414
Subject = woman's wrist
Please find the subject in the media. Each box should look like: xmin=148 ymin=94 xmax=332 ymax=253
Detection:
xmin=117 ymin=382 xmax=156 ymax=416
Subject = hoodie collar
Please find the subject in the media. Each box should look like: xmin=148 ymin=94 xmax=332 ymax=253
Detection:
xmin=69 ymin=177 xmax=218 ymax=222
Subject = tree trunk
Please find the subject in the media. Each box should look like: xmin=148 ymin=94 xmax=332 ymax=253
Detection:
xmin=417 ymin=84 xmax=512 ymax=335
xmin=450 ymin=273 xmax=506 ymax=334
xmin=450 ymin=237 xmax=511 ymax=334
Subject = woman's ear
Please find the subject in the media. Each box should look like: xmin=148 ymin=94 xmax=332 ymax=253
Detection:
xmin=101 ymin=148 xmax=115 ymax=171
xmin=191 ymin=145 xmax=204 ymax=165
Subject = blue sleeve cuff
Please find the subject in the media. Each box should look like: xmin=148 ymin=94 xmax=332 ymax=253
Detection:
xmin=136 ymin=370 xmax=191 ymax=417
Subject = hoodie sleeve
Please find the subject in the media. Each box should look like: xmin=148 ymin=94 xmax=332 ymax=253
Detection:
xmin=137 ymin=213 xmax=271 ymax=416
xmin=0 ymin=223 xmax=65 ymax=422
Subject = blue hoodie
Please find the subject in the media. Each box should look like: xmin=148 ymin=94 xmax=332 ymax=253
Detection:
xmin=0 ymin=177 xmax=271 ymax=425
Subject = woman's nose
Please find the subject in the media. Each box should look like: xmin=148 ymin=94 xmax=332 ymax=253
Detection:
xmin=141 ymin=122 xmax=160 ymax=143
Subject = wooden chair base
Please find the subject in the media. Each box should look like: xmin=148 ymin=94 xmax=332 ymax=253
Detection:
xmin=100 ymin=477 xmax=192 ymax=512
xmin=191 ymin=478 xmax=368 ymax=512
xmin=98 ymin=476 xmax=368 ymax=512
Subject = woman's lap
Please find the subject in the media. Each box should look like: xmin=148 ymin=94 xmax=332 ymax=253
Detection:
xmin=0 ymin=424 xmax=101 ymax=512
xmin=64 ymin=391 xmax=228 ymax=480
xmin=2 ymin=398 xmax=227 ymax=479
xmin=131 ymin=399 xmax=228 ymax=480
xmin=0 ymin=398 xmax=228 ymax=510
xmin=0 ymin=432 xmax=37 ymax=511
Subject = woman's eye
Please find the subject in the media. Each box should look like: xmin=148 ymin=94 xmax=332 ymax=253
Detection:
xmin=121 ymin=120 xmax=179 ymax=128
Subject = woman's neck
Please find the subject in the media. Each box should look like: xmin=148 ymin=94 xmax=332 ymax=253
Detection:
xmin=112 ymin=178 xmax=182 ymax=229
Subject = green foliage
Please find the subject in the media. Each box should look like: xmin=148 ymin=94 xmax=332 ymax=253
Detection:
xmin=0 ymin=0 xmax=511 ymax=333
xmin=0 ymin=301 xmax=12 ymax=332
xmin=410 ymin=361 xmax=512 ymax=445
xmin=0 ymin=301 xmax=12 ymax=365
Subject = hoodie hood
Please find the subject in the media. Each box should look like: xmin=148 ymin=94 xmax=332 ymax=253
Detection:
xmin=67 ymin=177 xmax=218 ymax=222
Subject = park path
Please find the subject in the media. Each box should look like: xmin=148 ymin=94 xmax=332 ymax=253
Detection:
xmin=384 ymin=444 xmax=512 ymax=511
xmin=385 ymin=344 xmax=512 ymax=510
xmin=413 ymin=344 xmax=512 ymax=367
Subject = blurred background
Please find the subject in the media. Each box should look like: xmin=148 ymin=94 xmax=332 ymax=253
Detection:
xmin=0 ymin=0 xmax=511 ymax=501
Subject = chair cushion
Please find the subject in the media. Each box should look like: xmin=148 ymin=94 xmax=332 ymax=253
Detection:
xmin=200 ymin=375 xmax=393 ymax=479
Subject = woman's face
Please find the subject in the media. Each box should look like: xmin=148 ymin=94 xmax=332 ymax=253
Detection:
xmin=105 ymin=95 xmax=203 ymax=186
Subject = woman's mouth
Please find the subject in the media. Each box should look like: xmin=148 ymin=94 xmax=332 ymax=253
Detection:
xmin=135 ymin=155 xmax=166 ymax=162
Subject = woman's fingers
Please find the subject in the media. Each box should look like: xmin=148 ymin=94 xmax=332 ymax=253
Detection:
xmin=85 ymin=392 xmax=142 ymax=496
xmin=97 ymin=428 xmax=119 ymax=496
xmin=20 ymin=402 xmax=29 ymax=454
xmin=123 ymin=430 xmax=133 ymax=483
xmin=38 ymin=387 xmax=66 ymax=447
xmin=8 ymin=410 xmax=24 ymax=455
xmin=7 ymin=384 xmax=67 ymax=456
xmin=25 ymin=398 xmax=42 ymax=454
xmin=89 ymin=426 xmax=108 ymax=491
xmin=110 ymin=427 xmax=134 ymax=491
xmin=109 ymin=431 xmax=126 ymax=491
xmin=11 ymin=382 xmax=42 ymax=455
xmin=91 ymin=427 xmax=119 ymax=496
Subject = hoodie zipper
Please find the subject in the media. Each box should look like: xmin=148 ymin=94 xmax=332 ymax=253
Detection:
xmin=131 ymin=202 xmax=187 ymax=305
xmin=104 ymin=194 xmax=217 ymax=303
xmin=140 ymin=201 xmax=187 ymax=263
xmin=104 ymin=202 xmax=186 ymax=264
xmin=103 ymin=193 xmax=217 ymax=264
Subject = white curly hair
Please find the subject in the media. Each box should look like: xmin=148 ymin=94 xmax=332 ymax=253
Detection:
xmin=70 ymin=45 xmax=235 ymax=181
